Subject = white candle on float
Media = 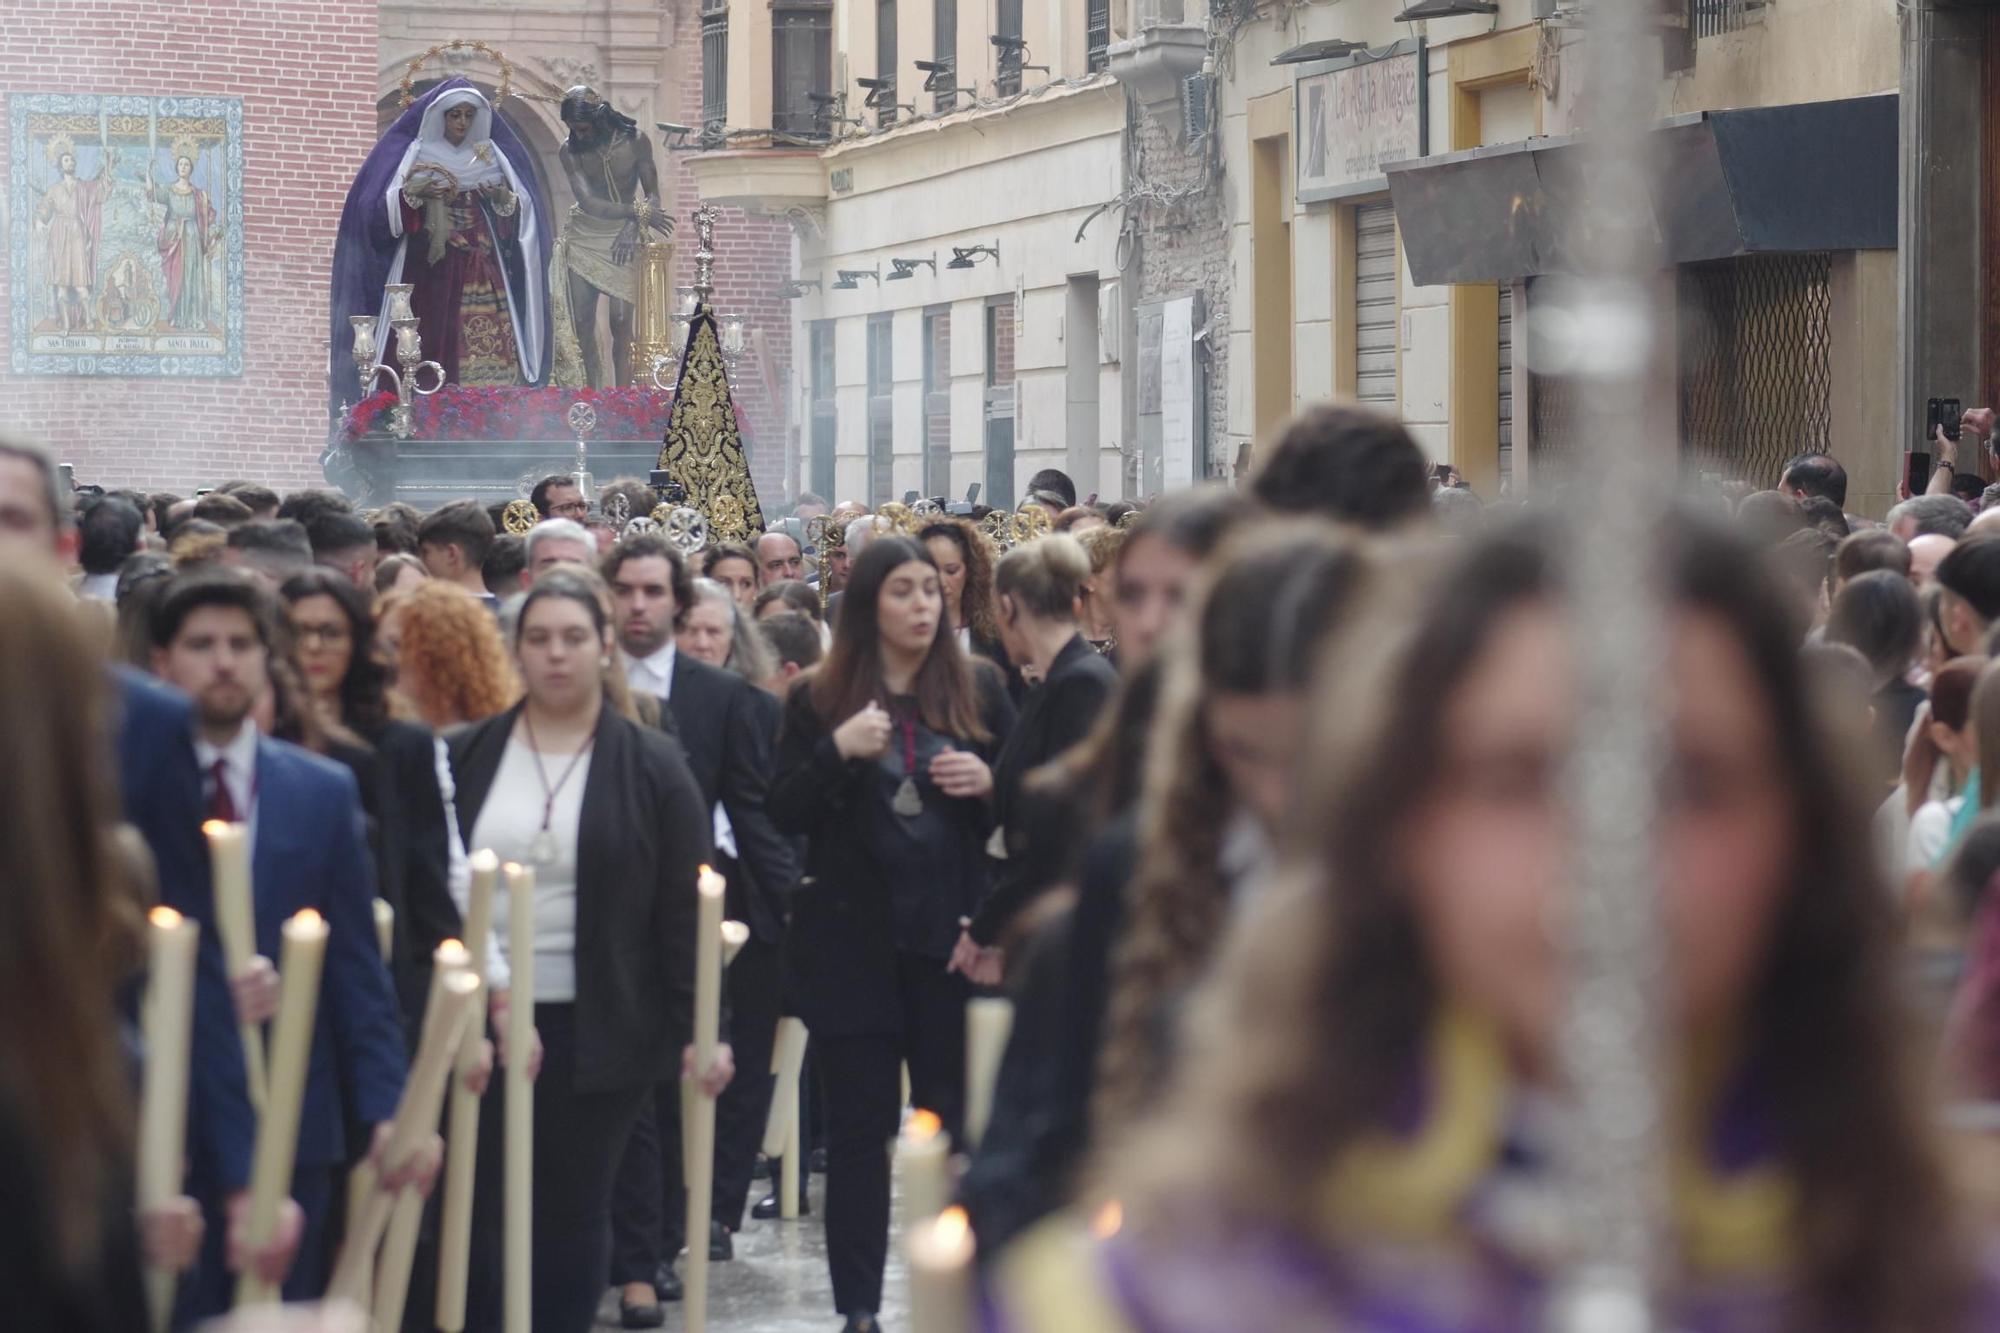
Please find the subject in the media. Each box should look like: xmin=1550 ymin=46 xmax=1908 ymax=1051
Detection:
xmin=964 ymin=997 xmax=1014 ymax=1149
xmin=234 ymin=909 xmax=329 ymax=1308
xmin=683 ymin=865 xmax=728 ymax=1333
xmin=203 ymin=819 xmax=267 ymax=1113
xmin=897 ymin=1108 xmax=952 ymax=1226
xmin=138 ymin=907 xmax=199 ymax=1333
xmin=906 ymin=1205 xmax=975 ymax=1333
xmin=372 ymin=945 xmax=477 ymax=1331
xmin=436 ymin=849 xmax=499 ymax=1332
xmin=503 ymin=861 xmax=536 ymax=1333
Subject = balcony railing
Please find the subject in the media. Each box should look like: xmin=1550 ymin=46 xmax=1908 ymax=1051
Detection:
xmin=1692 ymin=0 xmax=1764 ymax=38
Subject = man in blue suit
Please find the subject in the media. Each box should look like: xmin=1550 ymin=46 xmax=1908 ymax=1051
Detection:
xmin=150 ymin=571 xmax=415 ymax=1311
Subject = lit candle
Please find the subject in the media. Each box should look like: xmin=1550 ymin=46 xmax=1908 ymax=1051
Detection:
xmin=138 ymin=907 xmax=199 ymax=1333
xmin=373 ymin=898 xmax=394 ymax=963
xmin=897 ymin=1108 xmax=952 ymax=1225
xmin=203 ymin=820 xmax=266 ymax=1114
xmin=327 ymin=941 xmax=477 ymax=1304
xmin=964 ymin=997 xmax=1014 ymax=1149
xmin=906 ymin=1205 xmax=975 ymax=1333
xmin=504 ymin=861 xmax=536 ymax=1333
xmin=683 ymin=865 xmax=727 ymax=1333
xmin=437 ymin=850 xmax=499 ymax=1332
xmin=235 ymin=908 xmax=329 ymax=1308
xmin=372 ymin=945 xmax=477 ymax=1330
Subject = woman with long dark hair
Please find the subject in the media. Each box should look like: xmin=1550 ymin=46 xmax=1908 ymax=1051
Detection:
xmin=994 ymin=512 xmax=1980 ymax=1332
xmin=769 ymin=535 xmax=1015 ymax=1333
xmin=448 ymin=568 xmax=724 ymax=1333
xmin=921 ymin=517 xmax=1011 ymax=690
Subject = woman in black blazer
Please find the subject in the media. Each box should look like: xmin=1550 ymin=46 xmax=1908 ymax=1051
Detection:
xmin=921 ymin=516 xmax=1023 ymax=702
xmin=446 ymin=568 xmax=725 ymax=1333
xmin=768 ymin=536 xmax=1015 ymax=1333
xmin=964 ymin=534 xmax=1119 ymax=962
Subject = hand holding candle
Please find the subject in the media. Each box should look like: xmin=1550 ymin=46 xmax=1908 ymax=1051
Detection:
xmin=235 ymin=909 xmax=329 ymax=1308
xmin=139 ymin=907 xmax=200 ymax=1332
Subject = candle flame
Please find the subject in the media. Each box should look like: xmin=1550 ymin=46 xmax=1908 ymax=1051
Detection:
xmin=149 ymin=905 xmax=184 ymax=928
xmin=906 ymin=1108 xmax=943 ymax=1142
xmin=933 ymin=1206 xmax=971 ymax=1246
xmin=1091 ymin=1199 xmax=1124 ymax=1239
xmin=202 ymin=819 xmax=232 ymax=836
xmin=292 ymin=909 xmax=324 ymax=928
xmin=469 ymin=848 xmax=499 ymax=872
xmin=699 ymin=863 xmax=712 ymax=876
xmin=437 ymin=938 xmax=470 ymax=966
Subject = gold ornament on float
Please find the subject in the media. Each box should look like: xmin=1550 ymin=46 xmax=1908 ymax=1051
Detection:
xmin=502 ymin=500 xmax=539 ymax=536
xmin=657 ymin=309 xmax=765 ymax=542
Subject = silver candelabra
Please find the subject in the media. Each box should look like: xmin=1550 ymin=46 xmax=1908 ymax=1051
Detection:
xmin=351 ymin=284 xmax=445 ymax=439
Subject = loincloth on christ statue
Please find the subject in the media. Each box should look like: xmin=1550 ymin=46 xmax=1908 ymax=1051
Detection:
xmin=548 ymin=206 xmax=637 ymax=386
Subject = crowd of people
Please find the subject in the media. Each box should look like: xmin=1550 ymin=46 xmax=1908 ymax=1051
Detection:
xmin=16 ymin=401 xmax=2000 ymax=1331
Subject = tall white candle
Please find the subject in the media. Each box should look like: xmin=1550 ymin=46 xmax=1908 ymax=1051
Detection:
xmin=234 ymin=909 xmax=329 ymax=1308
xmin=761 ymin=1017 xmax=810 ymax=1220
xmin=437 ymin=849 xmax=499 ymax=1332
xmin=138 ymin=906 xmax=199 ymax=1333
xmin=964 ymin=997 xmax=1014 ymax=1149
xmin=203 ymin=819 xmax=267 ymax=1113
xmin=906 ymin=1205 xmax=974 ymax=1333
xmin=503 ymin=861 xmax=536 ymax=1333
xmin=684 ymin=865 xmax=728 ymax=1333
xmin=897 ymin=1108 xmax=952 ymax=1226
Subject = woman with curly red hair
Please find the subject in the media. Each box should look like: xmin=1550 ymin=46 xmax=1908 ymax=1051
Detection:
xmin=379 ymin=580 xmax=518 ymax=727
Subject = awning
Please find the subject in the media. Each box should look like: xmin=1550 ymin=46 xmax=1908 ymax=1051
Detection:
xmin=1382 ymin=92 xmax=1897 ymax=286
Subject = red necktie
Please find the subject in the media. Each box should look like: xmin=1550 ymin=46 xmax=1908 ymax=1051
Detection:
xmin=206 ymin=757 xmax=238 ymax=824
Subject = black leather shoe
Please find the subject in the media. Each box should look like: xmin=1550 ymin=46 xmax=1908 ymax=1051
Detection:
xmin=619 ymin=1291 xmax=664 ymax=1328
xmin=709 ymin=1219 xmax=733 ymax=1262
xmin=753 ymin=1183 xmax=811 ymax=1219
xmin=840 ymin=1315 xmax=880 ymax=1333
xmin=653 ymin=1262 xmax=683 ymax=1302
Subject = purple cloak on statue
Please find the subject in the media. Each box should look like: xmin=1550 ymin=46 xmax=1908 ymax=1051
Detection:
xmin=326 ymin=78 xmax=553 ymax=420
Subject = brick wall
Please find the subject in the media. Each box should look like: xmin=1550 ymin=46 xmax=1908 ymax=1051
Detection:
xmin=1131 ymin=97 xmax=1231 ymax=478
xmin=0 ymin=0 xmax=379 ymax=491
xmin=668 ymin=0 xmax=796 ymax=508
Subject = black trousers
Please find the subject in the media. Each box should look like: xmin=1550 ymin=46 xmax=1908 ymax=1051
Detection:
xmin=462 ymin=1003 xmax=650 ymax=1333
xmin=714 ymin=934 xmax=783 ymax=1229
xmin=608 ymin=1077 xmax=686 ymax=1286
xmin=816 ymin=951 xmax=968 ymax=1316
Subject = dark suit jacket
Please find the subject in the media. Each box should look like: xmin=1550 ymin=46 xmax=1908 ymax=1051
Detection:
xmin=356 ymin=719 xmax=463 ymax=1032
xmin=969 ymin=635 xmax=1118 ymax=945
xmin=662 ymin=654 xmax=797 ymax=944
xmin=449 ymin=702 xmax=713 ymax=1094
xmin=768 ymin=666 xmax=1015 ymax=1038
xmin=110 ymin=668 xmax=254 ymax=1194
xmin=249 ymin=736 xmax=408 ymax=1168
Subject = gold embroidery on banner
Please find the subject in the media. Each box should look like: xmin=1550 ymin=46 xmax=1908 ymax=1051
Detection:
xmin=659 ymin=311 xmax=764 ymax=540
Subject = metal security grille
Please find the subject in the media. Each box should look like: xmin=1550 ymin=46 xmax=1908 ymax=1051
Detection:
xmin=1087 ymin=0 xmax=1113 ymax=71
xmin=1355 ymin=202 xmax=1399 ymax=411
xmin=1693 ymin=0 xmax=1761 ymax=38
xmin=773 ymin=2 xmax=834 ymax=136
xmin=1498 ymin=283 xmax=1514 ymax=492
xmin=701 ymin=0 xmax=728 ymax=129
xmin=1677 ymin=252 xmax=1831 ymax=486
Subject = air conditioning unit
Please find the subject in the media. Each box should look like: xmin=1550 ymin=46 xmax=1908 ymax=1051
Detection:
xmin=1180 ymin=72 xmax=1210 ymax=142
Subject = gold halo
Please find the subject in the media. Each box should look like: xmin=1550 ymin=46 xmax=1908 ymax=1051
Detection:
xmin=400 ymin=39 xmax=515 ymax=108
xmin=45 ymin=134 xmax=77 ymax=165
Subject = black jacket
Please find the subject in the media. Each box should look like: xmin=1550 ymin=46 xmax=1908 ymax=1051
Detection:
xmin=448 ymin=702 xmax=713 ymax=1094
xmin=356 ymin=719 xmax=464 ymax=1035
xmin=969 ymin=635 xmax=1118 ymax=945
xmin=658 ymin=653 xmax=798 ymax=944
xmin=768 ymin=666 xmax=1016 ymax=1037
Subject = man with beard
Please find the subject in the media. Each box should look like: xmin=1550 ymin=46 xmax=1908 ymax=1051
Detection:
xmin=551 ymin=86 xmax=672 ymax=386
xmin=149 ymin=572 xmax=424 ymax=1311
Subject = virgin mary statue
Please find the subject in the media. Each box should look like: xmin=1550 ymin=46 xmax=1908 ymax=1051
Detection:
xmin=328 ymin=80 xmax=551 ymax=417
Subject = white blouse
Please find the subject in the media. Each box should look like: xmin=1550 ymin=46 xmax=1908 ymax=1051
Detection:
xmin=468 ymin=736 xmax=591 ymax=1003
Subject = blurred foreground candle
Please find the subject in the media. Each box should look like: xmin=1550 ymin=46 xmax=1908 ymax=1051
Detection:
xmin=373 ymin=945 xmax=477 ymax=1330
xmin=437 ymin=850 xmax=499 ymax=1331
xmin=964 ymin=997 xmax=1014 ymax=1149
xmin=721 ymin=918 xmax=750 ymax=967
xmin=898 ymin=1109 xmax=951 ymax=1225
xmin=762 ymin=1017 xmax=810 ymax=1220
xmin=235 ymin=909 xmax=329 ymax=1307
xmin=907 ymin=1205 xmax=974 ymax=1333
xmin=204 ymin=820 xmax=267 ymax=1113
xmin=504 ymin=861 xmax=536 ymax=1333
xmin=373 ymin=898 xmax=394 ymax=963
xmin=683 ymin=866 xmax=727 ymax=1333
xmin=139 ymin=907 xmax=199 ymax=1333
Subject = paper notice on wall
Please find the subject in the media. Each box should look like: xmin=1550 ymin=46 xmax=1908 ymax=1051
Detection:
xmin=1160 ymin=296 xmax=1194 ymax=488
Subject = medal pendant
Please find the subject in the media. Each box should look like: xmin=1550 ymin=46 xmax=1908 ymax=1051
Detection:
xmin=527 ymin=830 xmax=559 ymax=866
xmin=892 ymin=776 xmax=924 ymax=818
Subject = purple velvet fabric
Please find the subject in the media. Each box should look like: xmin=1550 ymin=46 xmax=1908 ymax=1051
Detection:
xmin=325 ymin=77 xmax=553 ymax=418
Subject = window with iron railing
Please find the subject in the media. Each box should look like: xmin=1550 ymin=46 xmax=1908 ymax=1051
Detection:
xmin=933 ymin=0 xmax=958 ymax=111
xmin=773 ymin=1 xmax=833 ymax=136
xmin=701 ymin=0 xmax=729 ymax=130
xmin=1087 ymin=0 xmax=1112 ymax=71
xmin=1692 ymin=0 xmax=1764 ymax=38
xmin=995 ymin=0 xmax=1024 ymax=96
xmin=876 ymin=0 xmax=900 ymax=126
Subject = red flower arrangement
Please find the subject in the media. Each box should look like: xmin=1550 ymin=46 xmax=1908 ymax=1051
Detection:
xmin=341 ymin=385 xmax=750 ymax=444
